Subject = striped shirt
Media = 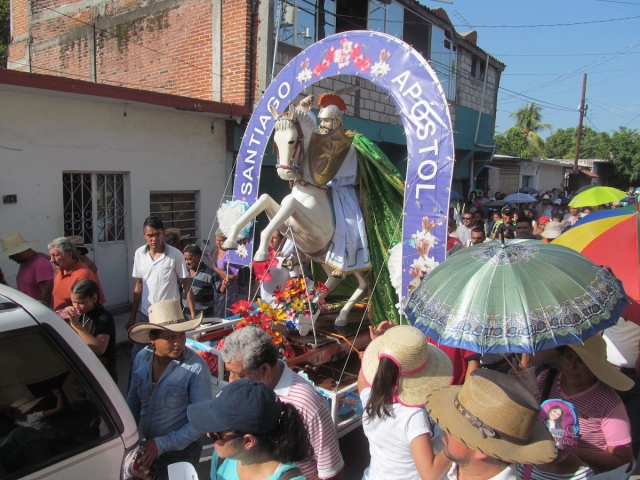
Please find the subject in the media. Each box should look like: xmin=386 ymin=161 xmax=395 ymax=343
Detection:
xmin=516 ymin=464 xmax=593 ymax=480
xmin=536 ymin=371 xmax=631 ymax=451
xmin=274 ymin=362 xmax=344 ymax=480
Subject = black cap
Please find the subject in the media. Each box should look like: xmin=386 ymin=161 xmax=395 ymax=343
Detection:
xmin=501 ymin=206 xmax=513 ymax=215
xmin=187 ymin=379 xmax=283 ymax=434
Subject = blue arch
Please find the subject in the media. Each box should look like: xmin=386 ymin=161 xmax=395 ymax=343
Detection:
xmin=231 ymin=30 xmax=454 ymax=304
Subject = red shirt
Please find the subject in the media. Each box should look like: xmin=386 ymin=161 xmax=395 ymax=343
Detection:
xmin=426 ymin=337 xmax=478 ymax=385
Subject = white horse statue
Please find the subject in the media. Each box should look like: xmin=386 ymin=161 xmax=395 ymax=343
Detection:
xmin=222 ymin=103 xmax=368 ymax=327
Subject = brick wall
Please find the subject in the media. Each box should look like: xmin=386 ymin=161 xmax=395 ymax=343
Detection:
xmin=8 ymin=0 xmax=256 ymax=105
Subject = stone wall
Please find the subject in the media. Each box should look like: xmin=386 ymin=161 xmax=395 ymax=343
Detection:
xmin=455 ymin=49 xmax=499 ymax=117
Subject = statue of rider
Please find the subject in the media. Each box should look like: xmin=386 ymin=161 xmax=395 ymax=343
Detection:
xmin=311 ymin=94 xmax=371 ymax=278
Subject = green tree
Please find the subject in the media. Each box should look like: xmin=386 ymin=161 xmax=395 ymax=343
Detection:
xmin=609 ymin=127 xmax=640 ymax=186
xmin=494 ymin=128 xmax=531 ymax=158
xmin=544 ymin=127 xmax=611 ymax=159
xmin=507 ymin=103 xmax=552 ymax=157
xmin=0 ymin=0 xmax=8 ymax=67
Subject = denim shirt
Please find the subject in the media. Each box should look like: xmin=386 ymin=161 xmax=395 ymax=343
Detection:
xmin=127 ymin=345 xmax=212 ymax=456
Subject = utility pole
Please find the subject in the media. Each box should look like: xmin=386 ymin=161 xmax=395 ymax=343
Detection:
xmin=571 ymin=74 xmax=588 ymax=192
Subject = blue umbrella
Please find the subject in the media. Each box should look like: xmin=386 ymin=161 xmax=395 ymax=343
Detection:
xmin=450 ymin=190 xmax=463 ymax=200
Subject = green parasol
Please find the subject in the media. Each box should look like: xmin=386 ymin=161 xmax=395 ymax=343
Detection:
xmin=568 ymin=186 xmax=627 ymax=208
xmin=405 ymin=240 xmax=629 ymax=354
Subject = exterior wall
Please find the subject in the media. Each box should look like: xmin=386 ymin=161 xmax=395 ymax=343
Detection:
xmin=0 ymin=87 xmax=228 ymax=304
xmin=456 ymin=50 xmax=499 ymax=117
xmin=536 ymin=163 xmax=565 ymax=193
xmin=7 ymin=0 xmax=253 ymax=105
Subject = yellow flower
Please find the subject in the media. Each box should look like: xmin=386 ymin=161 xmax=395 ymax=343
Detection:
xmin=291 ymin=298 xmax=304 ymax=312
xmin=272 ymin=308 xmax=286 ymax=322
xmin=257 ymin=298 xmax=271 ymax=312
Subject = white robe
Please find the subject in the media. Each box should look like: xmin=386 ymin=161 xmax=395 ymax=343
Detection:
xmin=325 ymin=146 xmax=371 ymax=273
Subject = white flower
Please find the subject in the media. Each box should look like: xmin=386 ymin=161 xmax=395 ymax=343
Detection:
xmin=371 ymin=60 xmax=391 ymax=77
xmin=297 ymin=68 xmax=312 ymax=84
xmin=237 ymin=244 xmax=248 ymax=258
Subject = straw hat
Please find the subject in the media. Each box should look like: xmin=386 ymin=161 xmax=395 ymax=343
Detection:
xmin=0 ymin=231 xmax=39 ymax=257
xmin=361 ymin=325 xmax=453 ymax=407
xmin=541 ymin=221 xmax=562 ymax=239
xmin=128 ymin=299 xmax=202 ymax=344
xmin=166 ymin=228 xmax=190 ymax=240
xmin=426 ymin=369 xmax=557 ymax=465
xmin=10 ymin=396 xmax=45 ymax=414
xmin=551 ymin=335 xmax=634 ymax=391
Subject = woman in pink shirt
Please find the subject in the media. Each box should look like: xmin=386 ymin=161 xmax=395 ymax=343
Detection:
xmin=536 ymin=335 xmax=634 ymax=474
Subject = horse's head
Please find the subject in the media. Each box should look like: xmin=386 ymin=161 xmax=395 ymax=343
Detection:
xmin=270 ymin=104 xmax=303 ymax=182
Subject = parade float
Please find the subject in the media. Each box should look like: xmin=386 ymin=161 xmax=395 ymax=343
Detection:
xmin=186 ymin=30 xmax=455 ymax=436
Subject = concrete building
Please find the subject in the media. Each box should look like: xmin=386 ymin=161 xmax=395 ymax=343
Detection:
xmin=0 ymin=68 xmax=247 ymax=307
xmin=8 ymin=0 xmax=506 ymax=197
xmin=489 ymin=154 xmax=611 ymax=196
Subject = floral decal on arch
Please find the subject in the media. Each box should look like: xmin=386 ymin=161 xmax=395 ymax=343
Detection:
xmin=296 ymin=37 xmax=393 ymax=84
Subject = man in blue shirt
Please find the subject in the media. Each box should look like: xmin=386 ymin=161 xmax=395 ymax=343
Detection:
xmin=127 ymin=299 xmax=212 ymax=480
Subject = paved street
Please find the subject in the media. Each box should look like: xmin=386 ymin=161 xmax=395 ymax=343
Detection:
xmin=115 ymin=342 xmax=371 ymax=480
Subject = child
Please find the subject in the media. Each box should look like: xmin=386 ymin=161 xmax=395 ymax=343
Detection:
xmin=65 ymin=279 xmax=117 ymax=380
xmin=358 ymin=325 xmax=453 ymax=480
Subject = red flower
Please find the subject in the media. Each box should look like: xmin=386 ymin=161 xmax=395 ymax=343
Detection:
xmin=350 ymin=43 xmax=361 ymax=60
xmin=320 ymin=58 xmax=331 ymax=70
xmin=230 ymin=299 xmax=253 ymax=315
xmin=313 ymin=64 xmax=323 ymax=77
xmin=359 ymin=58 xmax=371 ymax=72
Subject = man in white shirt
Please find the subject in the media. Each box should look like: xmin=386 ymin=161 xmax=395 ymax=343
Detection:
xmin=425 ymin=369 xmax=557 ymax=480
xmin=456 ymin=211 xmax=474 ymax=245
xmin=125 ymin=216 xmax=196 ymax=363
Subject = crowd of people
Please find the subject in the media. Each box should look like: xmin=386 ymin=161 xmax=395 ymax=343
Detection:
xmin=447 ymin=187 xmax=636 ymax=252
xmin=1 ymin=196 xmax=640 ymax=480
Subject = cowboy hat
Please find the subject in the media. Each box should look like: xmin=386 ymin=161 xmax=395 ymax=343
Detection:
xmin=0 ymin=231 xmax=39 ymax=257
xmin=128 ymin=299 xmax=202 ymax=344
xmin=549 ymin=335 xmax=634 ymax=391
xmin=541 ymin=221 xmax=563 ymax=239
xmin=10 ymin=396 xmax=45 ymax=414
xmin=426 ymin=369 xmax=557 ymax=465
xmin=68 ymin=235 xmax=89 ymax=255
xmin=362 ymin=325 xmax=453 ymax=407
xmin=166 ymin=228 xmax=190 ymax=240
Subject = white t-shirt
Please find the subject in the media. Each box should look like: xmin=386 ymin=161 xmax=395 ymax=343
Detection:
xmin=603 ymin=317 xmax=640 ymax=368
xmin=456 ymin=225 xmax=472 ymax=245
xmin=132 ymin=243 xmax=189 ymax=315
xmin=360 ymin=387 xmax=432 ymax=480
xmin=447 ymin=463 xmax=520 ymax=479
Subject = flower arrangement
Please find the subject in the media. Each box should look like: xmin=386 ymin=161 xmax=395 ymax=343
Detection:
xmin=272 ymin=277 xmax=328 ymax=322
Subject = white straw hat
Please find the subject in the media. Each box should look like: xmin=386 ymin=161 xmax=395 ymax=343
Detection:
xmin=128 ymin=299 xmax=202 ymax=344
xmin=0 ymin=231 xmax=39 ymax=257
xmin=362 ymin=325 xmax=453 ymax=407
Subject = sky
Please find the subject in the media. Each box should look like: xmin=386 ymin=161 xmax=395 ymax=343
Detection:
xmin=420 ymin=0 xmax=640 ymax=137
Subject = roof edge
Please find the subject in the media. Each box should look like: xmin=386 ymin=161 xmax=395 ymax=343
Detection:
xmin=0 ymin=69 xmax=250 ymax=117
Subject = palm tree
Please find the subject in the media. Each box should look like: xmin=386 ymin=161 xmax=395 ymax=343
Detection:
xmin=508 ymin=103 xmax=552 ymax=157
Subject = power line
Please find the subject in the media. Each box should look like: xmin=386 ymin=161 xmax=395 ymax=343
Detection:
xmin=596 ymin=0 xmax=640 ymax=5
xmin=502 ymin=67 xmax=640 ymax=76
xmin=625 ymin=112 xmax=640 ymax=126
xmin=491 ymin=51 xmax=640 ymax=57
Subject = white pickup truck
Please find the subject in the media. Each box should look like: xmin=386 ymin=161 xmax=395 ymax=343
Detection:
xmin=0 ymin=286 xmax=138 ymax=479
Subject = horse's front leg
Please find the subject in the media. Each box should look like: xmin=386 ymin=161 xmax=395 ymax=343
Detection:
xmin=222 ymin=194 xmax=280 ymax=250
xmin=253 ymin=195 xmax=302 ymax=261
xmin=334 ymin=270 xmax=368 ymax=327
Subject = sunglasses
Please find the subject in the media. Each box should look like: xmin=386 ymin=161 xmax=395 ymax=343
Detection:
xmin=463 ymin=216 xmax=472 ymax=220
xmin=208 ymin=431 xmax=243 ymax=443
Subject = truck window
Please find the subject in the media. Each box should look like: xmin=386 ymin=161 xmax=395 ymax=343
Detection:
xmin=0 ymin=328 xmax=116 ymax=479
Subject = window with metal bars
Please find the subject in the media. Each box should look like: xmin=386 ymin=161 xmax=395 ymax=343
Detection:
xmin=149 ymin=192 xmax=198 ymax=243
